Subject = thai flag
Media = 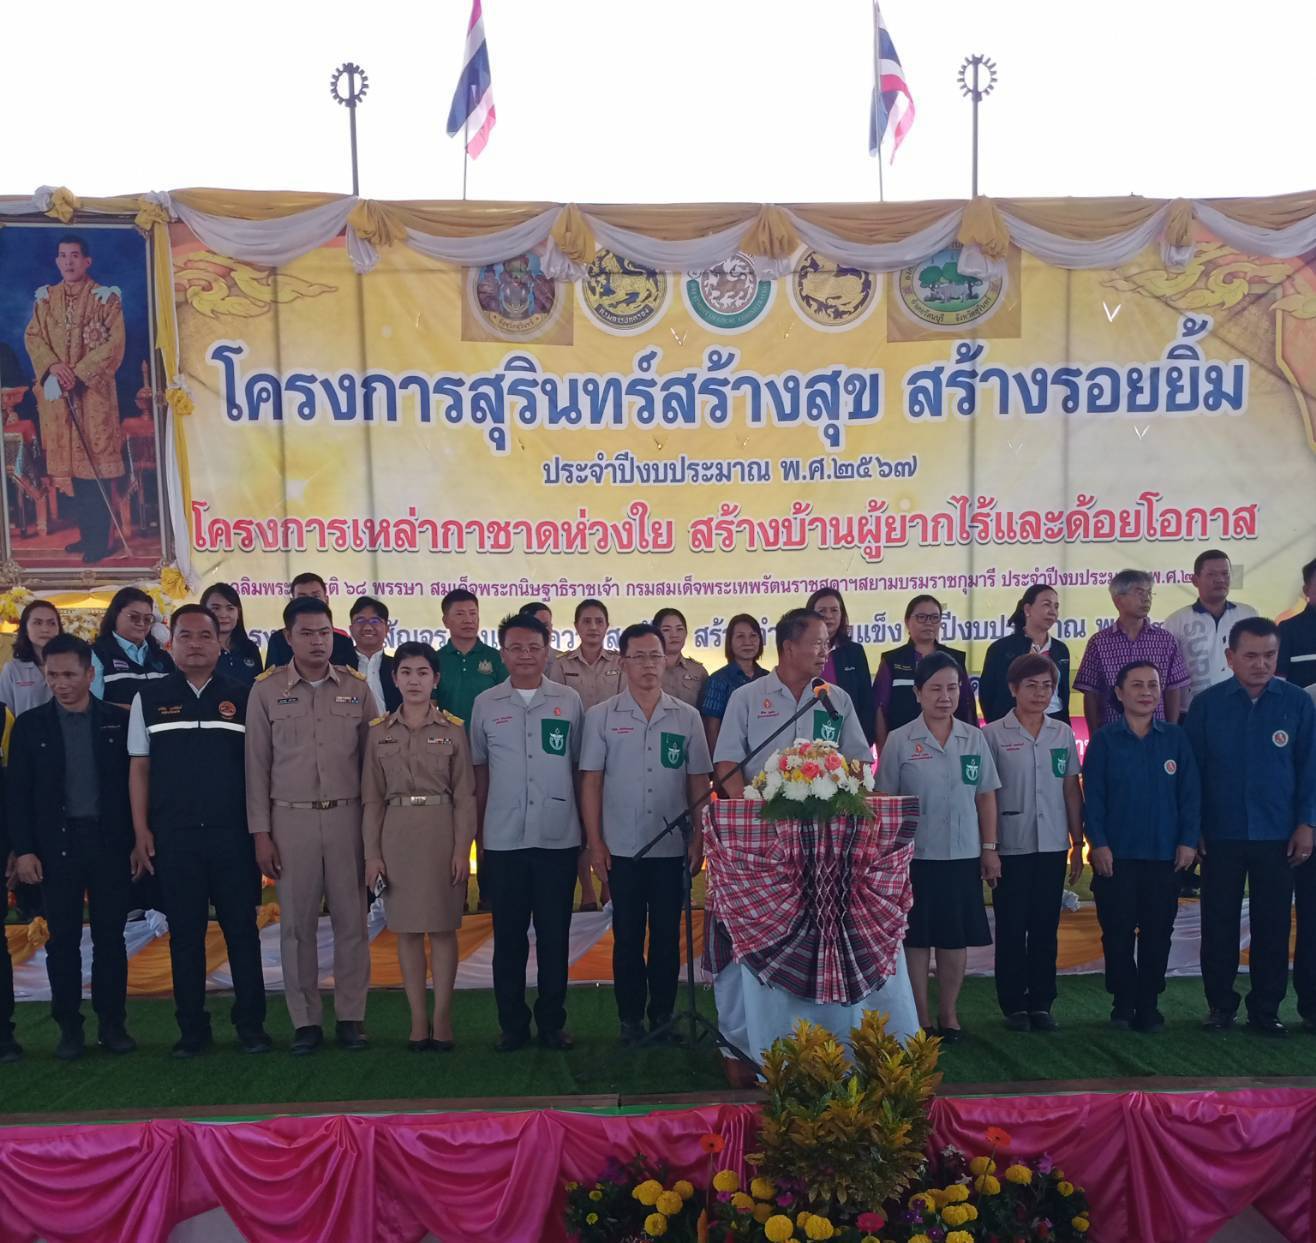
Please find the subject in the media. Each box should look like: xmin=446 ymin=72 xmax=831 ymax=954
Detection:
xmin=446 ymin=0 xmax=496 ymax=158
xmin=868 ymin=1 xmax=915 ymax=160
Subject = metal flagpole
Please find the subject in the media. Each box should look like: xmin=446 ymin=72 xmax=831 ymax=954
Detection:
xmin=957 ymin=54 xmax=997 ymax=197
xmin=462 ymin=113 xmax=469 ymax=201
xmin=877 ymin=145 xmax=886 ymax=203
xmin=329 ymin=63 xmax=371 ymax=195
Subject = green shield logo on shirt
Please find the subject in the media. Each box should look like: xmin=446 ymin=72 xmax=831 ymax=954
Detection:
xmin=1050 ymin=747 xmax=1069 ymax=778
xmin=541 ymin=719 xmax=570 ymax=757
xmin=960 ymin=755 xmax=982 ymax=786
xmin=661 ymin=732 xmax=687 ymax=769
xmin=813 ymin=710 xmax=841 ymax=743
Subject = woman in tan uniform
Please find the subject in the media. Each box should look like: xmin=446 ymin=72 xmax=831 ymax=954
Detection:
xmin=364 ymin=642 xmax=476 ymax=1051
xmin=653 ymin=607 xmax=709 ymax=707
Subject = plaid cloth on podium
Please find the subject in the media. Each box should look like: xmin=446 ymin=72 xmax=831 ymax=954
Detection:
xmin=702 ymin=796 xmax=918 ymax=1006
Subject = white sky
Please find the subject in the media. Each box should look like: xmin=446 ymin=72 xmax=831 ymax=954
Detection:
xmin=4 ymin=0 xmax=1314 ymax=204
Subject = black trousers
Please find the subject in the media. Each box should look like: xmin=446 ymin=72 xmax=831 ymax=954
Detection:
xmin=483 ymin=846 xmax=578 ymax=1037
xmin=71 ymin=476 xmax=111 ymax=558
xmin=0 ymin=933 xmax=13 ymax=1042
xmin=608 ymin=854 xmax=683 ymax=1026
xmin=1201 ymin=838 xmax=1293 ymax=1022
xmin=992 ymin=850 xmax=1067 ymax=1015
xmin=1092 ymin=859 xmax=1179 ymax=1018
xmin=41 ymin=824 xmax=131 ymax=1030
xmin=1294 ymin=857 xmax=1316 ymax=1021
xmin=154 ymin=826 xmax=266 ymax=1040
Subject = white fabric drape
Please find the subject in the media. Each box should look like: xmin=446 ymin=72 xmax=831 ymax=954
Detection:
xmin=583 ymin=212 xmax=751 ymax=274
xmin=170 ymin=195 xmax=358 ymax=269
xmin=0 ymin=186 xmax=56 ymax=216
xmin=999 ymin=204 xmax=1175 ymax=270
xmin=1195 ymin=202 xmax=1316 ymax=260
xmin=402 ymin=207 xmax=560 ymax=267
xmin=163 ymin=405 xmax=193 ymax=585
xmin=783 ymin=205 xmax=963 ymax=272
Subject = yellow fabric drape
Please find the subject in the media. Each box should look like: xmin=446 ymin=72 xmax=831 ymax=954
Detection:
xmin=958 ymin=196 xmax=1011 ymax=259
xmin=739 ymin=205 xmax=800 ymax=259
xmin=346 ymin=199 xmax=399 ymax=250
xmin=785 ymin=199 xmax=963 ymax=244
xmin=549 ymin=204 xmax=595 ymax=266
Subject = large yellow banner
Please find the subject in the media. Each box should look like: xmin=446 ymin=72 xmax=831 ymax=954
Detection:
xmin=173 ymin=223 xmax=1316 ymax=666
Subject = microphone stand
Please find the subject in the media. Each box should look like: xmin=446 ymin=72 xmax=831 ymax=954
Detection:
xmin=634 ymin=686 xmax=836 ymax=1059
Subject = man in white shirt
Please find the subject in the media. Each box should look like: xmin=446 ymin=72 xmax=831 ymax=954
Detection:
xmin=1162 ymin=550 xmax=1256 ymax=719
xmin=349 ymin=596 xmax=400 ymax=713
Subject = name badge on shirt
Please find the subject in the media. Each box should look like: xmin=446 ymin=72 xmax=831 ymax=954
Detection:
xmin=961 ymin=755 xmax=982 ymax=786
xmin=277 ymin=696 xmax=299 ymax=706
xmin=541 ymin=719 xmax=570 ymax=756
xmin=813 ymin=710 xmax=841 ymax=744
xmin=660 ymin=732 xmax=687 ymax=769
xmin=157 ymin=705 xmax=182 ymax=717
xmin=1050 ymin=748 xmax=1068 ymax=778
xmin=335 ymin=695 xmax=360 ymax=705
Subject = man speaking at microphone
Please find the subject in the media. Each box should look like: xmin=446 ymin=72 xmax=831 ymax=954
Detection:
xmin=714 ymin=608 xmax=872 ymax=794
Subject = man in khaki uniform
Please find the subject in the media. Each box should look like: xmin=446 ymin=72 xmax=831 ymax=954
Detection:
xmin=246 ymin=596 xmax=378 ymax=1054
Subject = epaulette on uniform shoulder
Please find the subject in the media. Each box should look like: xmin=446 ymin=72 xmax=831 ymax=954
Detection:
xmin=254 ymin=666 xmax=278 ymax=682
xmin=442 ymin=710 xmax=464 ymax=727
xmin=369 ymin=715 xmax=387 ymax=727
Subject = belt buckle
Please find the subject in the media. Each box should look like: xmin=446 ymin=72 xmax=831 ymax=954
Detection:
xmin=314 ymin=799 xmax=333 ymax=810
xmin=409 ymin=795 xmax=426 ymax=806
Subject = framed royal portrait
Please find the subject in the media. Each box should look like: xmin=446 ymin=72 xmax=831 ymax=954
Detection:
xmin=0 ymin=219 xmax=169 ymax=582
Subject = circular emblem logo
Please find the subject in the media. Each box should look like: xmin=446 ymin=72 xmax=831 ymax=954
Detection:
xmin=554 ymin=706 xmax=562 ymax=717
xmin=897 ymin=242 xmax=1005 ymax=330
xmin=579 ymin=249 xmax=669 ymax=335
xmin=217 ymin=701 xmax=237 ymax=719
xmin=683 ymin=251 xmax=775 ymax=334
xmin=1274 ymin=730 xmax=1290 ymax=748
xmin=788 ymin=249 xmax=879 ymax=332
xmin=1164 ymin=759 xmax=1178 ymax=775
xmin=762 ymin=697 xmax=773 ymax=711
xmin=913 ymin=742 xmax=925 ymax=755
xmin=467 ymin=252 xmax=562 ymax=339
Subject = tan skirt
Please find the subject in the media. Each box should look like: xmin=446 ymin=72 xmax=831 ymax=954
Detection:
xmin=379 ymin=804 xmax=466 ymax=933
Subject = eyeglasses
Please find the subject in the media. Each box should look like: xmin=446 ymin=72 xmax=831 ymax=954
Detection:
xmin=624 ymin=653 xmax=664 ymax=664
xmin=1122 ymin=589 xmax=1154 ymax=601
xmin=502 ymin=644 xmax=545 ymax=656
xmin=122 ymin=612 xmax=154 ymax=626
xmin=353 ymin=617 xmax=387 ymax=627
xmin=911 ymin=613 xmax=943 ymax=625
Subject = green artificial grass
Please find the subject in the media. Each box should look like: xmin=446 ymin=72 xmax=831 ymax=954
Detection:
xmin=1 ymin=976 xmax=1313 ymax=1121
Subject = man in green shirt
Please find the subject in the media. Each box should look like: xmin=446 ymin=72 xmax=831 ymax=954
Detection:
xmin=435 ymin=589 xmax=507 ymax=912
xmin=434 ymin=589 xmax=507 ymax=726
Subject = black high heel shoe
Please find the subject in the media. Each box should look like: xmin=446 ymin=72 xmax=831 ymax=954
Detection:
xmin=408 ymin=1027 xmax=433 ymax=1053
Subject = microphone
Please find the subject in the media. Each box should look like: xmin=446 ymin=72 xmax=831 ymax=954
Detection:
xmin=811 ymin=677 xmax=841 ymax=720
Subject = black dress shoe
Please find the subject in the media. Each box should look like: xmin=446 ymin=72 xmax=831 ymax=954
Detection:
xmin=1133 ymin=1010 xmax=1165 ymax=1034
xmin=937 ymin=1025 xmax=963 ymax=1045
xmin=172 ymin=1032 xmax=213 ymax=1059
xmin=619 ymin=1020 xmax=647 ymax=1046
xmin=336 ymin=1021 xmax=368 ymax=1051
xmin=1029 ymin=1011 xmax=1059 ymax=1032
xmin=1109 ymin=1011 xmax=1134 ymax=1031
xmin=1201 ymin=1009 xmax=1236 ymax=1032
xmin=237 ymin=1028 xmax=273 ymax=1055
xmin=97 ymin=1025 xmax=138 ymax=1055
xmin=1246 ymin=1017 xmax=1288 ymax=1038
xmin=1003 ymin=1011 xmax=1030 ymax=1032
xmin=0 ymin=1038 xmax=23 ymax=1065
xmin=63 ymin=539 xmax=86 ymax=554
xmin=408 ymin=1037 xmax=433 ymax=1053
xmin=494 ymin=1029 xmax=529 ymax=1053
xmin=431 ymin=1038 xmax=455 ymax=1053
xmin=290 ymin=1025 xmax=323 ymax=1056
xmin=55 ymin=1027 xmax=85 ymax=1061
xmin=538 ymin=1028 xmax=575 ymax=1051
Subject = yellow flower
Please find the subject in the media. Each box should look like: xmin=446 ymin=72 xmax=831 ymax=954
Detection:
xmin=963 ymin=1205 xmax=978 ymax=1222
xmin=946 ymin=1232 xmax=974 ymax=1243
xmin=730 ymin=1192 xmax=755 ymax=1213
xmin=968 ymin=1156 xmax=996 ymax=1176
xmin=712 ymin=1170 xmax=740 ymax=1194
xmin=796 ymin=1211 xmax=813 ymax=1227
xmin=634 ymin=1179 xmax=664 ymax=1206
xmin=764 ymin=1215 xmax=796 ymax=1243
xmin=805 ymin=1216 xmax=835 ymax=1241
xmin=753 ymin=1203 xmax=774 ymax=1224
xmin=1072 ymin=1217 xmax=1090 ymax=1233
xmin=1058 ymin=1180 xmax=1075 ymax=1197
xmin=860 ymin=1238 xmax=880 ymax=1243
xmin=973 ymin=1174 xmax=1001 ymax=1196
xmin=750 ymin=1177 xmax=777 ymax=1201
xmin=673 ymin=1180 xmax=695 ymax=1201
xmin=940 ymin=1204 xmax=966 ymax=1227
xmin=944 ymin=1184 xmax=970 ymax=1203
xmin=589 ymin=1189 xmax=603 ymax=1201
xmin=910 ymin=1235 xmax=932 ymax=1243
xmin=585 ymin=1212 xmax=598 ymax=1225
xmin=1004 ymin=1163 xmax=1033 ymax=1185
xmin=656 ymin=1191 xmax=684 ymax=1216
xmin=644 ymin=1210 xmax=668 ymax=1237
xmin=908 ymin=1192 xmax=935 ymax=1212
xmin=565 ymin=1181 xmax=579 ymax=1192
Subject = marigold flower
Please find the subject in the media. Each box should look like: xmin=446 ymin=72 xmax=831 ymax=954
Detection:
xmin=644 ymin=1211 xmax=668 ymax=1237
xmin=657 ymin=1191 xmax=684 ymax=1216
xmin=753 ymin=1203 xmax=774 ymax=1224
xmin=908 ymin=1192 xmax=935 ymax=1212
xmin=796 ymin=1211 xmax=813 ymax=1227
xmin=805 ymin=1216 xmax=835 ymax=1240
xmin=712 ymin=1169 xmax=740 ymax=1194
xmin=946 ymin=1232 xmax=974 ymax=1243
xmin=944 ymin=1184 xmax=969 ymax=1203
xmin=565 ymin=1181 xmax=579 ymax=1192
xmin=941 ymin=1204 xmax=967 ymax=1226
xmin=699 ymin=1133 xmax=725 ymax=1154
xmin=673 ymin=1179 xmax=695 ymax=1200
xmin=973 ymin=1174 xmax=1002 ymax=1196
xmin=764 ymin=1214 xmax=796 ymax=1242
xmin=1057 ymin=1180 xmax=1075 ymax=1197
xmin=968 ymin=1157 xmax=996 ymax=1176
xmin=589 ymin=1189 xmax=603 ymax=1201
xmin=909 ymin=1235 xmax=932 ymax=1243
xmin=730 ymin=1192 xmax=755 ymax=1213
xmin=1072 ymin=1217 xmax=1090 ymax=1233
xmin=750 ymin=1177 xmax=776 ymax=1201
xmin=1004 ymin=1163 xmax=1033 ymax=1185
xmin=585 ymin=1212 xmax=598 ymax=1225
xmin=634 ymin=1179 xmax=664 ymax=1206
xmin=985 ymin=1126 xmax=1013 ymax=1149
xmin=963 ymin=1204 xmax=978 ymax=1222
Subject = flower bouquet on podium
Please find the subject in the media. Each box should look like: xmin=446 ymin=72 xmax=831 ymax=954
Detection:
xmin=741 ymin=740 xmax=876 ymax=823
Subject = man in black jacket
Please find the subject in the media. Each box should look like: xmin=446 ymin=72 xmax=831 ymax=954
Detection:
xmin=264 ymin=573 xmax=355 ymax=669
xmin=9 ymin=634 xmax=136 ymax=1060
xmin=0 ymin=764 xmax=20 ymax=1063
xmin=128 ymin=605 xmax=271 ymax=1057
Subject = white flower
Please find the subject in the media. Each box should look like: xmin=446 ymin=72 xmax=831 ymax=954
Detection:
xmin=782 ymin=780 xmax=810 ymax=802
xmin=742 ymin=785 xmax=764 ymax=801
xmin=763 ymin=771 xmax=784 ymax=797
xmin=840 ymin=774 xmax=860 ymax=794
xmin=861 ymin=767 xmax=876 ymax=791
xmin=809 ymin=776 xmax=835 ymax=800
xmin=764 ymin=751 xmax=781 ymax=773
